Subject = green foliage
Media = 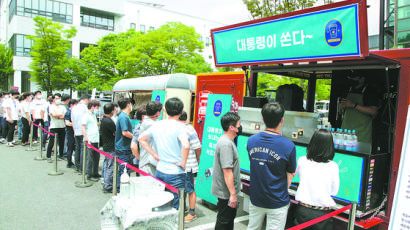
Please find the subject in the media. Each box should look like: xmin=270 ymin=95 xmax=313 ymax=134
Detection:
xmin=80 ymin=30 xmax=136 ymax=91
xmin=243 ymin=0 xmax=317 ymax=19
xmin=82 ymin=22 xmax=211 ymax=90
xmin=0 ymin=44 xmax=14 ymax=91
xmin=28 ymin=16 xmax=77 ymax=94
xmin=257 ymin=73 xmax=330 ymax=101
xmin=63 ymin=56 xmax=89 ymax=90
xmin=118 ymin=22 xmax=208 ymax=76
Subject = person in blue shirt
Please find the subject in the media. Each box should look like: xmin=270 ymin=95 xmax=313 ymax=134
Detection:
xmin=247 ymin=102 xmax=297 ymax=230
xmin=115 ymin=98 xmax=134 ymax=190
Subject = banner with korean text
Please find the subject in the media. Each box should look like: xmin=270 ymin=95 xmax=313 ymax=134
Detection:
xmin=211 ymin=0 xmax=368 ymax=66
xmin=196 ymin=94 xmax=232 ymax=205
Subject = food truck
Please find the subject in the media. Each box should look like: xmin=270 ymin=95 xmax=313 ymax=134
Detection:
xmin=112 ymin=73 xmax=196 ymax=122
xmin=194 ymin=0 xmax=410 ymax=228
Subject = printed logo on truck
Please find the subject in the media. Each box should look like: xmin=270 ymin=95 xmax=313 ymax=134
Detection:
xmin=325 ymin=19 xmax=343 ymax=47
xmin=155 ymin=95 xmax=161 ymax=102
xmin=213 ymin=100 xmax=223 ymax=117
xmin=198 ymin=90 xmax=212 ymax=120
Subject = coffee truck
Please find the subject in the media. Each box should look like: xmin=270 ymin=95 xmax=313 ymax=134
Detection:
xmin=112 ymin=73 xmax=196 ymax=122
xmin=194 ymin=0 xmax=410 ymax=228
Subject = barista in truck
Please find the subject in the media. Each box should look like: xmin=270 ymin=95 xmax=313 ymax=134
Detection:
xmin=339 ymin=71 xmax=379 ymax=144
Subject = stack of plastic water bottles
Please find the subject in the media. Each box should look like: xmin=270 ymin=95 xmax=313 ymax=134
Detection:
xmin=331 ymin=128 xmax=358 ymax=151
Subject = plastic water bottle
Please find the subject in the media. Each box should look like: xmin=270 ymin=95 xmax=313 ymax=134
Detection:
xmin=335 ymin=129 xmax=342 ymax=149
xmin=342 ymin=129 xmax=349 ymax=150
xmin=351 ymin=130 xmax=358 ymax=151
xmin=346 ymin=130 xmax=353 ymax=151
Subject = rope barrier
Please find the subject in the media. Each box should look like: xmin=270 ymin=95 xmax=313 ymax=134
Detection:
xmin=287 ymin=204 xmax=352 ymax=230
xmin=86 ymin=143 xmax=179 ymax=194
xmin=32 ymin=122 xmax=54 ymax=136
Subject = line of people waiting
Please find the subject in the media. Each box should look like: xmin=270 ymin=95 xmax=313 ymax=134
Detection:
xmin=0 ymin=89 xmax=340 ymax=229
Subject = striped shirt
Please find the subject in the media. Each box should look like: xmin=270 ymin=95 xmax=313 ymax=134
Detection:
xmin=184 ymin=124 xmax=201 ymax=173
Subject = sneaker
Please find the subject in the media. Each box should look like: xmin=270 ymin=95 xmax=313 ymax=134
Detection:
xmin=7 ymin=142 xmax=14 ymax=147
xmin=41 ymin=147 xmax=46 ymax=151
xmin=102 ymin=188 xmax=112 ymax=194
xmin=11 ymin=141 xmax=18 ymax=145
xmin=66 ymin=163 xmax=74 ymax=168
xmin=184 ymin=213 xmax=197 ymax=223
xmin=47 ymin=158 xmax=52 ymax=163
xmin=33 ymin=140 xmax=38 ymax=144
xmin=87 ymin=176 xmax=99 ymax=182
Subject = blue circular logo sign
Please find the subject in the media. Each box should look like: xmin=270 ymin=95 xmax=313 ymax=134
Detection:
xmin=213 ymin=100 xmax=223 ymax=117
xmin=325 ymin=19 xmax=343 ymax=47
xmin=155 ymin=95 xmax=161 ymax=102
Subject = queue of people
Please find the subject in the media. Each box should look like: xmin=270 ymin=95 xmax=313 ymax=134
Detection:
xmin=0 ymin=89 xmax=340 ymax=229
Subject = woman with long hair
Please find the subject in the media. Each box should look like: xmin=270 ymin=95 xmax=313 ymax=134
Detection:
xmin=294 ymin=129 xmax=340 ymax=230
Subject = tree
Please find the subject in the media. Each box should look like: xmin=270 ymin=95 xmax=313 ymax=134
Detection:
xmin=63 ymin=57 xmax=89 ymax=95
xmin=243 ymin=0 xmax=317 ymax=19
xmin=28 ymin=16 xmax=77 ymax=95
xmin=117 ymin=22 xmax=209 ymax=77
xmin=0 ymin=44 xmax=14 ymax=91
xmin=80 ymin=30 xmax=136 ymax=91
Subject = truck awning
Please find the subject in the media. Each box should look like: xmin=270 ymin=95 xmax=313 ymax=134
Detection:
xmin=113 ymin=73 xmax=196 ymax=92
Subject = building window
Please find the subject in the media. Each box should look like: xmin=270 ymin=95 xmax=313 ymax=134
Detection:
xmin=9 ymin=0 xmax=73 ymax=24
xmin=130 ymin=23 xmax=136 ymax=29
xmin=140 ymin=24 xmax=145 ymax=33
xmin=9 ymin=34 xmax=33 ymax=57
xmin=80 ymin=8 xmax=114 ymax=31
xmin=21 ymin=71 xmax=31 ymax=92
xmin=205 ymin=37 xmax=210 ymax=47
xmin=149 ymin=26 xmax=154 ymax=31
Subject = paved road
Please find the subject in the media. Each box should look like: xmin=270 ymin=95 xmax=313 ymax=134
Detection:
xmin=0 ymin=141 xmax=251 ymax=229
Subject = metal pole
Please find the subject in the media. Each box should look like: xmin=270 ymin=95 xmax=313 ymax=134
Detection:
xmin=113 ymin=156 xmax=118 ymax=196
xmin=34 ymin=125 xmax=45 ymax=160
xmin=26 ymin=122 xmax=36 ymax=151
xmin=178 ymin=188 xmax=185 ymax=230
xmin=75 ymin=140 xmax=93 ymax=187
xmin=48 ymin=133 xmax=63 ymax=176
xmin=347 ymin=202 xmax=357 ymax=230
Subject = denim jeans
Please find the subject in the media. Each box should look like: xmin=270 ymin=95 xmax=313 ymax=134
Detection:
xmin=103 ymin=155 xmax=115 ymax=190
xmin=0 ymin=117 xmax=3 ymax=137
xmin=155 ymin=170 xmax=186 ymax=210
xmin=42 ymin=121 xmax=50 ymax=149
xmin=17 ymin=119 xmax=23 ymax=139
xmin=74 ymin=135 xmax=84 ymax=170
xmin=115 ymin=150 xmax=131 ymax=190
xmin=66 ymin=130 xmax=75 ymax=165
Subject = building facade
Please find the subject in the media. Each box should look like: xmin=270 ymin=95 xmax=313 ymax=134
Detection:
xmin=0 ymin=0 xmax=222 ymax=92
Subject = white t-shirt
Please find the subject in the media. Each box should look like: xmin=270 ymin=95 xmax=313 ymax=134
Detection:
xmin=71 ymin=102 xmax=88 ymax=136
xmin=49 ymin=104 xmax=67 ymax=129
xmin=3 ymin=98 xmax=19 ymax=121
xmin=295 ymin=156 xmax=340 ymax=207
xmin=20 ymin=101 xmax=31 ymax=119
xmin=31 ymin=99 xmax=46 ymax=120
